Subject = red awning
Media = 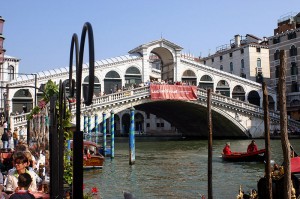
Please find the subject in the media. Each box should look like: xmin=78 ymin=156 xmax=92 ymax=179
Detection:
xmin=291 ymin=157 xmax=300 ymax=173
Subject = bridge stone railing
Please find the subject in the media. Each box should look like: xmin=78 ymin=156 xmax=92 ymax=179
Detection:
xmin=10 ymin=86 xmax=300 ymax=130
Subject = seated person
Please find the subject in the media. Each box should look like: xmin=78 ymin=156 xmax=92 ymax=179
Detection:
xmin=223 ymin=142 xmax=231 ymax=155
xmin=8 ymin=173 xmax=35 ymax=199
xmin=247 ymin=140 xmax=258 ymax=153
xmin=5 ymin=152 xmax=37 ymax=192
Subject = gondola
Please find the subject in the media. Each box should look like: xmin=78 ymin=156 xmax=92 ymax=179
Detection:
xmin=222 ymin=149 xmax=266 ymax=162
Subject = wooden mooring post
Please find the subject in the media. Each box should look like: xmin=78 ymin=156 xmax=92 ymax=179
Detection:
xmin=262 ymin=82 xmax=272 ymax=199
xmin=207 ymin=89 xmax=213 ymax=199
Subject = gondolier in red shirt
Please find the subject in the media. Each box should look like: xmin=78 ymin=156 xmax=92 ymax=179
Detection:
xmin=223 ymin=142 xmax=231 ymax=155
xmin=247 ymin=140 xmax=258 ymax=153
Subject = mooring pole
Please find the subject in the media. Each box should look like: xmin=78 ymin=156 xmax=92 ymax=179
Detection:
xmin=279 ymin=50 xmax=292 ymax=198
xmin=129 ymin=107 xmax=135 ymax=165
xmin=111 ymin=110 xmax=115 ymax=158
xmin=262 ymin=82 xmax=272 ymax=199
xmin=207 ymin=89 xmax=213 ymax=199
xmin=95 ymin=114 xmax=99 ymax=144
xmin=102 ymin=111 xmax=107 ymax=156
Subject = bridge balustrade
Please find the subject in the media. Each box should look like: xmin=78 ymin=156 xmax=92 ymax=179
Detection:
xmin=9 ymin=85 xmax=300 ymax=131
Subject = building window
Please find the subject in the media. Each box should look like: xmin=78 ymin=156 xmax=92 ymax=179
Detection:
xmin=156 ymin=123 xmax=160 ymax=127
xmin=160 ymin=123 xmax=164 ymax=127
xmin=204 ymin=60 xmax=206 ymax=65
xmin=146 ymin=123 xmax=150 ymax=127
xmin=220 ymin=65 xmax=223 ymax=70
xmin=229 ymin=53 xmax=232 ymax=57
xmin=8 ymin=65 xmax=14 ymax=81
xmin=211 ymin=58 xmax=214 ymax=63
xmin=146 ymin=112 xmax=150 ymax=119
xmin=230 ymin=62 xmax=233 ymax=72
xmin=257 ymin=58 xmax=261 ymax=68
xmin=288 ymin=32 xmax=297 ymax=40
xmin=241 ymin=59 xmax=244 ymax=68
xmin=220 ymin=56 xmax=223 ymax=61
xmin=256 ymin=47 xmax=261 ymax=53
xmin=240 ymin=49 xmax=244 ymax=54
xmin=274 ymin=50 xmax=280 ymax=60
xmin=290 ymin=45 xmax=297 ymax=57
xmin=273 ymin=37 xmax=280 ymax=44
xmin=291 ymin=62 xmax=298 ymax=75
xmin=275 ymin=66 xmax=279 ymax=78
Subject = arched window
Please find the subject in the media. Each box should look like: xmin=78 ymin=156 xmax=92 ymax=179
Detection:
xmin=230 ymin=62 xmax=233 ymax=72
xmin=8 ymin=65 xmax=14 ymax=81
xmin=257 ymin=58 xmax=261 ymax=68
xmin=290 ymin=45 xmax=297 ymax=57
xmin=241 ymin=59 xmax=244 ymax=68
xmin=220 ymin=65 xmax=223 ymax=71
xmin=291 ymin=62 xmax=298 ymax=76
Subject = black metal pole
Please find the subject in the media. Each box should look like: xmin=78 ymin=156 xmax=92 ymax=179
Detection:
xmin=33 ymin=73 xmax=37 ymax=107
xmin=70 ymin=22 xmax=95 ymax=198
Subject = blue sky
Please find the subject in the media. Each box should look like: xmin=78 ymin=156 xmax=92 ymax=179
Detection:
xmin=1 ymin=1 xmax=300 ymax=74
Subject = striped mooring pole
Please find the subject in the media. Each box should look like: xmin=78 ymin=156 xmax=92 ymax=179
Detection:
xmin=110 ymin=110 xmax=115 ymax=158
xmin=102 ymin=111 xmax=107 ymax=156
xmin=129 ymin=107 xmax=135 ymax=165
xmin=95 ymin=114 xmax=99 ymax=144
xmin=88 ymin=115 xmax=92 ymax=141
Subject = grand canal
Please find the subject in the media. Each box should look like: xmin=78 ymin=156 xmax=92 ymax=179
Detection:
xmin=83 ymin=138 xmax=300 ymax=199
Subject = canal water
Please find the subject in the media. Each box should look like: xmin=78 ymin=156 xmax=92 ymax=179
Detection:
xmin=83 ymin=139 xmax=300 ymax=199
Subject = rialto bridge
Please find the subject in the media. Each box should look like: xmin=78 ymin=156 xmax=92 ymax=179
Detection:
xmin=6 ymin=39 xmax=300 ymax=138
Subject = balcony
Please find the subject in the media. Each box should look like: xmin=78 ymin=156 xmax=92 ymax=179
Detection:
xmin=290 ymin=56 xmax=297 ymax=63
xmin=274 ymin=60 xmax=280 ymax=66
xmin=291 ymin=75 xmax=298 ymax=82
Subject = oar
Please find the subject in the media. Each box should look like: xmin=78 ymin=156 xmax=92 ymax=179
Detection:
xmin=290 ymin=145 xmax=298 ymax=157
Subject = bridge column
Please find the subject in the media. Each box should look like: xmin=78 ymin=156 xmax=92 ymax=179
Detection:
xmin=95 ymin=114 xmax=99 ymax=144
xmin=102 ymin=111 xmax=107 ymax=156
xmin=110 ymin=110 xmax=115 ymax=158
xmin=129 ymin=107 xmax=135 ymax=165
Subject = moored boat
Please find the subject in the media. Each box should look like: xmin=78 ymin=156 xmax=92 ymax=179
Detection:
xmin=83 ymin=140 xmax=105 ymax=169
xmin=222 ymin=149 xmax=266 ymax=162
xmin=71 ymin=140 xmax=105 ymax=169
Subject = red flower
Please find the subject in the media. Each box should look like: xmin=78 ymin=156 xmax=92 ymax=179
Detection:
xmin=91 ymin=187 xmax=98 ymax=194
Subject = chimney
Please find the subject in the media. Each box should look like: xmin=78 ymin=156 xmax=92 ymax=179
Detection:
xmin=234 ymin=34 xmax=241 ymax=47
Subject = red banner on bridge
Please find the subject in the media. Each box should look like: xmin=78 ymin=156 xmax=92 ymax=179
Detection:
xmin=150 ymin=84 xmax=197 ymax=100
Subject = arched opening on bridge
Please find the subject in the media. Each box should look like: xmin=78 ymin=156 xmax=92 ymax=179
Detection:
xmin=83 ymin=76 xmax=101 ymax=99
xmin=121 ymin=113 xmax=130 ymax=135
xmin=135 ymin=112 xmax=144 ymax=134
xmin=149 ymin=52 xmax=162 ymax=82
xmin=125 ymin=66 xmax=142 ymax=88
xmin=181 ymin=70 xmax=197 ymax=85
xmin=216 ymin=80 xmax=230 ymax=97
xmin=198 ymin=75 xmax=214 ymax=91
xmin=232 ymin=85 xmax=245 ymax=101
xmin=12 ymin=89 xmax=33 ymax=114
xmin=104 ymin=71 xmax=122 ymax=94
xmin=63 ymin=79 xmax=76 ymax=97
xmin=268 ymin=95 xmax=275 ymax=111
xmin=150 ymin=47 xmax=174 ymax=83
xmin=248 ymin=90 xmax=260 ymax=106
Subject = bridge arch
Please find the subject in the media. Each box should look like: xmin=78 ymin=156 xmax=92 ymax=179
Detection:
xmin=83 ymin=76 xmax=101 ymax=98
xmin=232 ymin=85 xmax=246 ymax=101
xmin=181 ymin=69 xmax=197 ymax=85
xmin=12 ymin=89 xmax=33 ymax=114
xmin=149 ymin=46 xmax=175 ymax=82
xmin=125 ymin=66 xmax=142 ymax=88
xmin=198 ymin=74 xmax=214 ymax=91
xmin=104 ymin=70 xmax=122 ymax=94
xmin=216 ymin=80 xmax=230 ymax=97
xmin=247 ymin=90 xmax=260 ymax=106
